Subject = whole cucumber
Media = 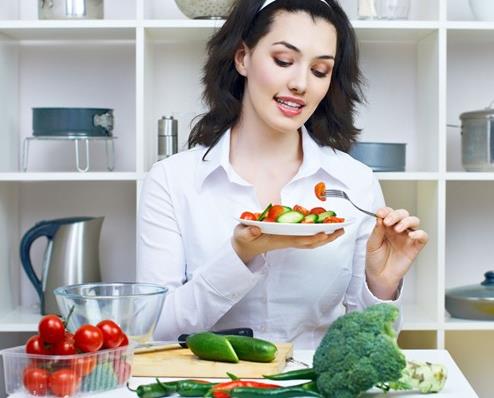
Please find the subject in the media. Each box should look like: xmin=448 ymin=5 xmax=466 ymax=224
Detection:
xmin=225 ymin=335 xmax=278 ymax=362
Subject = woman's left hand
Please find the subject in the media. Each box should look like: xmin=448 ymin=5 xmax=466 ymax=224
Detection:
xmin=365 ymin=207 xmax=429 ymax=300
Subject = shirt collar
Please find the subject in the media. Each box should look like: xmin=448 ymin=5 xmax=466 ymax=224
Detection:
xmin=195 ymin=126 xmax=351 ymax=190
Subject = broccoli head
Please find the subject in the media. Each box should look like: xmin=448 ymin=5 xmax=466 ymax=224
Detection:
xmin=313 ymin=303 xmax=406 ymax=398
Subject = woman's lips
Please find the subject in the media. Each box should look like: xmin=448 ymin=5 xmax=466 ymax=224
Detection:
xmin=274 ymin=97 xmax=305 ymax=117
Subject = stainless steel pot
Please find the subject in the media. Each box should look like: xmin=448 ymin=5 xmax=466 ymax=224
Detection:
xmin=38 ymin=0 xmax=104 ymax=20
xmin=460 ymin=101 xmax=494 ymax=171
xmin=349 ymin=142 xmax=406 ymax=172
xmin=445 ymin=271 xmax=494 ymax=320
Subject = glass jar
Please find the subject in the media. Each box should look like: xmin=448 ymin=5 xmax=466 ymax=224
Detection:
xmin=358 ymin=0 xmax=410 ymax=20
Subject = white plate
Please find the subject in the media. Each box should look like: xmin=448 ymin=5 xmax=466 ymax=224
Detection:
xmin=235 ymin=218 xmax=352 ymax=236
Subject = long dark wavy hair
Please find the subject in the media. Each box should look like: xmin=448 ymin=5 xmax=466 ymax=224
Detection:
xmin=188 ymin=0 xmax=365 ymax=158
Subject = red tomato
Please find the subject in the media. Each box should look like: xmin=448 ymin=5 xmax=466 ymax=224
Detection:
xmin=72 ymin=356 xmax=97 ymax=378
xmin=25 ymin=335 xmax=49 ymax=355
xmin=74 ymin=325 xmax=103 ymax=353
xmin=115 ymin=361 xmax=132 ymax=384
xmin=293 ymin=205 xmax=309 ymax=216
xmin=52 ymin=332 xmax=76 ymax=356
xmin=262 ymin=217 xmax=277 ymax=222
xmin=97 ymin=320 xmax=124 ymax=349
xmin=38 ymin=315 xmax=65 ymax=344
xmin=267 ymin=205 xmax=287 ymax=220
xmin=323 ymin=216 xmax=345 ymax=223
xmin=310 ymin=207 xmax=326 ymax=215
xmin=23 ymin=366 xmax=49 ymax=395
xmin=314 ymin=182 xmax=326 ymax=201
xmin=239 ymin=211 xmax=257 ymax=221
xmin=49 ymin=368 xmax=80 ymax=397
xmin=119 ymin=333 xmax=129 ymax=347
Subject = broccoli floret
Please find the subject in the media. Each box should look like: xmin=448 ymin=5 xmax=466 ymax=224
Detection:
xmin=313 ymin=303 xmax=407 ymax=398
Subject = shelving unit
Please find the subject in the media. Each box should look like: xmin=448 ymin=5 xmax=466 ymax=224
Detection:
xmin=0 ymin=0 xmax=492 ymax=396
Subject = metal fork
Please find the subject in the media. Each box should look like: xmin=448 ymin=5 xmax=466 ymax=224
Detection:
xmin=325 ymin=189 xmax=416 ymax=232
xmin=324 ymin=189 xmax=377 ymax=218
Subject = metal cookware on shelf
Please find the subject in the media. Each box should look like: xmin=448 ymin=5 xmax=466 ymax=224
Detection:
xmin=459 ymin=101 xmax=494 ymax=172
xmin=445 ymin=271 xmax=494 ymax=320
xmin=174 ymin=0 xmax=236 ymax=19
xmin=33 ymin=107 xmax=114 ymax=137
xmin=38 ymin=0 xmax=104 ymax=19
xmin=349 ymin=142 xmax=406 ymax=172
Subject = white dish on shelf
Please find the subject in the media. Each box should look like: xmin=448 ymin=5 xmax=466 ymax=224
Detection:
xmin=469 ymin=0 xmax=494 ymax=21
xmin=235 ymin=218 xmax=351 ymax=236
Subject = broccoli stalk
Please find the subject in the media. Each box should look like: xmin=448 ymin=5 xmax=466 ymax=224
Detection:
xmin=311 ymin=303 xmax=447 ymax=398
xmin=377 ymin=360 xmax=448 ymax=394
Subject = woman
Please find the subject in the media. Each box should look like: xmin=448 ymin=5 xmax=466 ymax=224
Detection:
xmin=137 ymin=0 xmax=428 ymax=349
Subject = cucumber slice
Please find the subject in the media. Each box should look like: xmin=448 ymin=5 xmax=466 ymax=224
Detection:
xmin=258 ymin=203 xmax=272 ymax=221
xmin=302 ymin=214 xmax=318 ymax=223
xmin=317 ymin=210 xmax=336 ymax=223
xmin=277 ymin=210 xmax=304 ymax=223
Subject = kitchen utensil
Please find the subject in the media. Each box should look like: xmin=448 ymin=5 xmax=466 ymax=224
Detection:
xmin=20 ymin=217 xmax=104 ymax=315
xmin=445 ymin=271 xmax=494 ymax=320
xmin=132 ymin=342 xmax=293 ymax=378
xmin=174 ymin=0 xmax=236 ymax=19
xmin=135 ymin=328 xmax=254 ymax=354
xmin=358 ymin=0 xmax=410 ymax=20
xmin=459 ymin=101 xmax=494 ymax=171
xmin=54 ymin=282 xmax=167 ymax=344
xmin=1 ymin=344 xmax=133 ymax=396
xmin=349 ymin=142 xmax=406 ymax=172
xmin=158 ymin=116 xmax=178 ymax=161
xmin=323 ymin=189 xmax=377 ymax=218
xmin=33 ymin=108 xmax=113 ymax=137
xmin=469 ymin=0 xmax=494 ymax=21
xmin=38 ymin=0 xmax=104 ymax=19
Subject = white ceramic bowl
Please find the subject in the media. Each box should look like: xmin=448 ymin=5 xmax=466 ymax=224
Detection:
xmin=469 ymin=0 xmax=494 ymax=21
xmin=174 ymin=0 xmax=236 ymax=19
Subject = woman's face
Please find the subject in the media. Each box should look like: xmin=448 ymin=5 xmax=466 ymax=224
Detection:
xmin=236 ymin=11 xmax=337 ymax=133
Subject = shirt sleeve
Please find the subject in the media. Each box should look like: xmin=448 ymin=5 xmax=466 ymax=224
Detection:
xmin=137 ymin=163 xmax=266 ymax=341
xmin=342 ymin=175 xmax=404 ymax=328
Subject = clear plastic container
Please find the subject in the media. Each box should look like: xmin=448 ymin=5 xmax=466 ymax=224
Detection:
xmin=1 ymin=344 xmax=133 ymax=397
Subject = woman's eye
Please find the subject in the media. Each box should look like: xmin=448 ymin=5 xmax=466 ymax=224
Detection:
xmin=312 ymin=69 xmax=329 ymax=78
xmin=274 ymin=58 xmax=292 ymax=67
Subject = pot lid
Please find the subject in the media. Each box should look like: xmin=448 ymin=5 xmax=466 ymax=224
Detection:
xmin=446 ymin=271 xmax=494 ymax=301
xmin=460 ymin=101 xmax=494 ymax=120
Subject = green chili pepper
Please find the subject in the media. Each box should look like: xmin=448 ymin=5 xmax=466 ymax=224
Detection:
xmin=175 ymin=379 xmax=217 ymax=397
xmin=230 ymin=386 xmax=321 ymax=397
xmin=127 ymin=380 xmax=176 ymax=398
xmin=263 ymin=368 xmax=317 ymax=381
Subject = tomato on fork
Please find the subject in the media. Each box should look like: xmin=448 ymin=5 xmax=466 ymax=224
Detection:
xmin=314 ymin=182 xmax=326 ymax=201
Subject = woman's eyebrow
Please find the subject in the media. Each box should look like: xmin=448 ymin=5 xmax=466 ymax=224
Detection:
xmin=272 ymin=41 xmax=335 ymax=60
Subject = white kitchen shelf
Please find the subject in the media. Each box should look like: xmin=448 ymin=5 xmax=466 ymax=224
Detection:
xmin=0 ymin=307 xmax=39 ymax=332
xmin=0 ymin=0 xmax=493 ymax=395
xmin=0 ymin=172 xmax=140 ymax=181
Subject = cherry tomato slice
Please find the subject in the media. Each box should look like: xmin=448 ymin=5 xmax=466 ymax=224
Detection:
xmin=267 ymin=205 xmax=288 ymax=220
xmin=38 ymin=315 xmax=65 ymax=345
xmin=293 ymin=204 xmax=309 ymax=216
xmin=314 ymin=182 xmax=326 ymax=201
xmin=240 ymin=211 xmax=257 ymax=221
xmin=310 ymin=207 xmax=326 ymax=215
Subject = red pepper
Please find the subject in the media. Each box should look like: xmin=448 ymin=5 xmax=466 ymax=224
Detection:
xmin=212 ymin=380 xmax=280 ymax=398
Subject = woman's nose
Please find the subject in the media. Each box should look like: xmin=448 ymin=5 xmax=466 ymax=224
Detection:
xmin=288 ymin=69 xmax=307 ymax=95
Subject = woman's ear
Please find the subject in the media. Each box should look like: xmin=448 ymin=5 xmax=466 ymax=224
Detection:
xmin=234 ymin=43 xmax=249 ymax=77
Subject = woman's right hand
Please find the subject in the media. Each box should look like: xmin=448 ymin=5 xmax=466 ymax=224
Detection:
xmin=231 ymin=224 xmax=345 ymax=265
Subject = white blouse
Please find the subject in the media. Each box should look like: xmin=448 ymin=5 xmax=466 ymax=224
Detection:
xmin=137 ymin=127 xmax=402 ymax=349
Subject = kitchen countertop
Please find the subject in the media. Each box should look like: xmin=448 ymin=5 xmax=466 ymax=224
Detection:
xmin=8 ymin=349 xmax=478 ymax=397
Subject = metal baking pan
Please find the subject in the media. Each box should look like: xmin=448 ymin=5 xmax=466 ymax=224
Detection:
xmin=349 ymin=142 xmax=406 ymax=172
xmin=33 ymin=108 xmax=114 ymax=137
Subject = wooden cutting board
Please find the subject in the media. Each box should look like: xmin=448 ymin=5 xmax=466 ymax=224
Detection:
xmin=132 ymin=342 xmax=294 ymax=378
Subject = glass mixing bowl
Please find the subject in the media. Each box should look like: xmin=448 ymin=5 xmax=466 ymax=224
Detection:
xmin=54 ymin=282 xmax=167 ymax=344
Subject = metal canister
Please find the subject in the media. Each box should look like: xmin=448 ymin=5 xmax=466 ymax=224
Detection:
xmin=158 ymin=116 xmax=178 ymax=160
